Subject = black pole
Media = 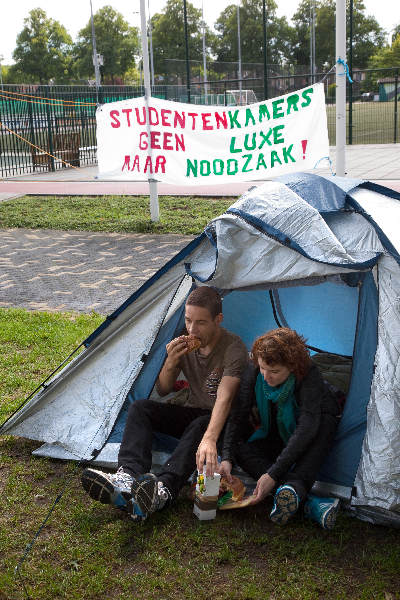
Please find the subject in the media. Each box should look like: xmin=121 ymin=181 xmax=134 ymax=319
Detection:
xmin=263 ymin=0 xmax=268 ymax=99
xmin=348 ymin=0 xmax=353 ymax=145
xmin=183 ymin=0 xmax=191 ymax=103
xmin=394 ymin=71 xmax=398 ymax=144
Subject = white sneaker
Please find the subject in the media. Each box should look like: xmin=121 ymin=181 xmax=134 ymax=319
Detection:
xmin=81 ymin=466 xmax=134 ymax=511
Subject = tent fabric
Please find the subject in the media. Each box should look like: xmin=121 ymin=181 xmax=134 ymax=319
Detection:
xmin=1 ymin=172 xmax=400 ymax=524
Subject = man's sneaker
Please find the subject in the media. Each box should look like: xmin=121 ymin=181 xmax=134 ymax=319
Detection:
xmin=131 ymin=473 xmax=171 ymax=520
xmin=81 ymin=466 xmax=134 ymax=511
xmin=270 ymin=484 xmax=300 ymax=525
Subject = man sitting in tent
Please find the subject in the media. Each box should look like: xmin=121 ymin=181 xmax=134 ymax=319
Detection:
xmin=81 ymin=286 xmax=249 ymax=521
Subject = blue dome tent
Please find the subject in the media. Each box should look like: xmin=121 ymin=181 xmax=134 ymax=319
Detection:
xmin=1 ymin=173 xmax=399 ymax=527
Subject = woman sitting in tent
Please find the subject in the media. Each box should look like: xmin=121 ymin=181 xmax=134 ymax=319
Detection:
xmin=219 ymin=327 xmax=341 ymax=529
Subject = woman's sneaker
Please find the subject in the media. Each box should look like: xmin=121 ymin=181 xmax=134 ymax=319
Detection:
xmin=270 ymin=484 xmax=300 ymax=525
xmin=81 ymin=466 xmax=135 ymax=511
xmin=304 ymin=494 xmax=340 ymax=530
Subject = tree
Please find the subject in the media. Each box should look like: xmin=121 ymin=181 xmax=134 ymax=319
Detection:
xmin=291 ymin=0 xmax=385 ymax=72
xmin=73 ymin=6 xmax=139 ymax=83
xmin=12 ymin=8 xmax=73 ymax=84
xmin=368 ymin=34 xmax=400 ymax=70
xmin=150 ymin=0 xmax=215 ymax=83
xmin=212 ymin=0 xmax=293 ymax=69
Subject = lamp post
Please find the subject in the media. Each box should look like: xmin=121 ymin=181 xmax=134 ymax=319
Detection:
xmin=183 ymin=0 xmax=191 ymax=103
xmin=90 ymin=0 xmax=101 ymax=90
xmin=201 ymin=1 xmax=208 ymax=103
xmin=147 ymin=0 xmax=155 ymax=89
xmin=262 ymin=0 xmax=267 ymax=100
xmin=0 ymin=55 xmax=4 ymax=91
xmin=237 ymin=3 xmax=242 ymax=103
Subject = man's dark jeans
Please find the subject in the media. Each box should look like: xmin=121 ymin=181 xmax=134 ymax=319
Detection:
xmin=118 ymin=398 xmax=211 ymax=500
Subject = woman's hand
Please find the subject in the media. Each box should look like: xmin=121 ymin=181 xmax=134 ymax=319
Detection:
xmin=217 ymin=460 xmax=233 ymax=482
xmin=248 ymin=473 xmax=276 ymax=505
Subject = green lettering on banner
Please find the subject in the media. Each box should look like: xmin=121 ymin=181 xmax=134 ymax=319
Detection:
xmin=200 ymin=160 xmax=211 ymax=176
xmin=244 ymin=133 xmax=257 ymax=151
xmin=227 ymin=159 xmax=238 ymax=175
xmin=228 ymin=110 xmax=241 ymax=128
xmin=186 ymin=159 xmax=198 ymax=177
xmin=272 ymin=99 xmax=284 ymax=118
xmin=258 ymin=128 xmax=273 ymax=149
xmin=301 ymin=88 xmax=314 ymax=107
xmin=230 ymin=137 xmax=242 ymax=153
xmin=245 ymin=108 xmax=256 ymax=127
xmin=213 ymin=159 xmax=224 ymax=175
xmin=242 ymin=154 xmax=253 ymax=172
xmin=256 ymin=153 xmax=268 ymax=170
xmin=273 ymin=125 xmax=285 ymax=144
xmin=286 ymin=94 xmax=300 ymax=114
xmin=259 ymin=104 xmax=271 ymax=122
xmin=271 ymin=151 xmax=282 ymax=167
xmin=283 ymin=145 xmax=296 ymax=163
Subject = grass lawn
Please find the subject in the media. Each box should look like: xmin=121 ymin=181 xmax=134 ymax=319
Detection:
xmin=1 ymin=308 xmax=400 ymax=600
xmin=0 ymin=195 xmax=234 ymax=235
xmin=326 ymin=101 xmax=400 ymax=145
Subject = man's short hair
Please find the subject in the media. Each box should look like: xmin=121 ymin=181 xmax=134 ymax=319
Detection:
xmin=186 ymin=287 xmax=222 ymax=319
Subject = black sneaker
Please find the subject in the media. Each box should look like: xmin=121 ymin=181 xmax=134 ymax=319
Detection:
xmin=131 ymin=473 xmax=171 ymax=520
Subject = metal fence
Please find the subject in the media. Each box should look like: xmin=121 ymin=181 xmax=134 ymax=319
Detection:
xmin=0 ymin=67 xmax=398 ymax=178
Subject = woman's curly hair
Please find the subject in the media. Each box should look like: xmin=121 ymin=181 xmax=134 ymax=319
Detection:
xmin=251 ymin=327 xmax=311 ymax=381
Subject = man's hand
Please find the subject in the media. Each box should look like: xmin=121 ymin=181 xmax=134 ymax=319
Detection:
xmin=196 ymin=438 xmax=218 ymax=476
xmin=157 ymin=336 xmax=189 ymax=396
xmin=165 ymin=336 xmax=189 ymax=367
xmin=217 ymin=460 xmax=233 ymax=483
xmin=248 ymin=473 xmax=276 ymax=505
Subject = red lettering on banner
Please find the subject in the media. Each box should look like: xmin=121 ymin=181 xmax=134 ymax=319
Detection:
xmin=150 ymin=131 xmax=161 ymax=149
xmin=149 ymin=107 xmax=159 ymax=125
xmin=174 ymin=111 xmax=185 ymax=128
xmin=155 ymin=156 xmax=166 ymax=173
xmin=175 ymin=134 xmax=185 ymax=151
xmin=135 ymin=107 xmax=146 ymax=125
xmin=161 ymin=109 xmax=172 ymax=127
xmin=163 ymin=132 xmax=173 ymax=151
xmin=144 ymin=156 xmax=153 ymax=173
xmin=202 ymin=113 xmax=213 ymax=130
xmin=121 ymin=108 xmax=132 ymax=126
xmin=121 ymin=154 xmax=167 ymax=173
xmin=188 ymin=112 xmax=199 ymax=129
xmin=139 ymin=131 xmax=185 ymax=151
xmin=139 ymin=132 xmax=148 ymax=150
xmin=131 ymin=155 xmax=140 ymax=171
xmin=215 ymin=112 xmax=228 ymax=129
xmin=110 ymin=110 xmax=120 ymax=128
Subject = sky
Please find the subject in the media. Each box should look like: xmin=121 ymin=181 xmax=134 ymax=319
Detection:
xmin=0 ymin=0 xmax=398 ymax=65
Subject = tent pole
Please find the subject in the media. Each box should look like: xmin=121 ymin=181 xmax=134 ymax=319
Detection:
xmin=335 ymin=0 xmax=346 ymax=176
xmin=140 ymin=0 xmax=159 ymax=222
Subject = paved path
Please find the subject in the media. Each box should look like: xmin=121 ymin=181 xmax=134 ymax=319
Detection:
xmin=0 ymin=228 xmax=193 ymax=314
xmin=0 ymin=143 xmax=398 ymax=314
xmin=1 ymin=145 xmax=400 ymax=200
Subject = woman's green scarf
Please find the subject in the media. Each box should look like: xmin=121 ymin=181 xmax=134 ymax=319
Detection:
xmin=248 ymin=372 xmax=298 ymax=445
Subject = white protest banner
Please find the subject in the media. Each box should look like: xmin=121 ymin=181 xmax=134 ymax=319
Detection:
xmin=96 ymin=83 xmax=329 ymax=185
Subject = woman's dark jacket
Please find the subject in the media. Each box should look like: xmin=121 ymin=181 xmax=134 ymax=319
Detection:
xmin=220 ymin=362 xmax=340 ymax=482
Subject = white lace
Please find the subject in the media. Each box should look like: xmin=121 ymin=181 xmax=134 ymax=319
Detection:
xmin=113 ymin=467 xmax=133 ymax=490
xmin=157 ymin=481 xmax=169 ymax=502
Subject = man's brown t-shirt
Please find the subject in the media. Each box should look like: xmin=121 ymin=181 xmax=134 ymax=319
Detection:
xmin=179 ymin=327 xmax=248 ymax=410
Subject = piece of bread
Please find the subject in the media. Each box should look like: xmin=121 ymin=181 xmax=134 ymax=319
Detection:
xmin=184 ymin=334 xmax=201 ymax=353
xmin=219 ymin=475 xmax=246 ymax=502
